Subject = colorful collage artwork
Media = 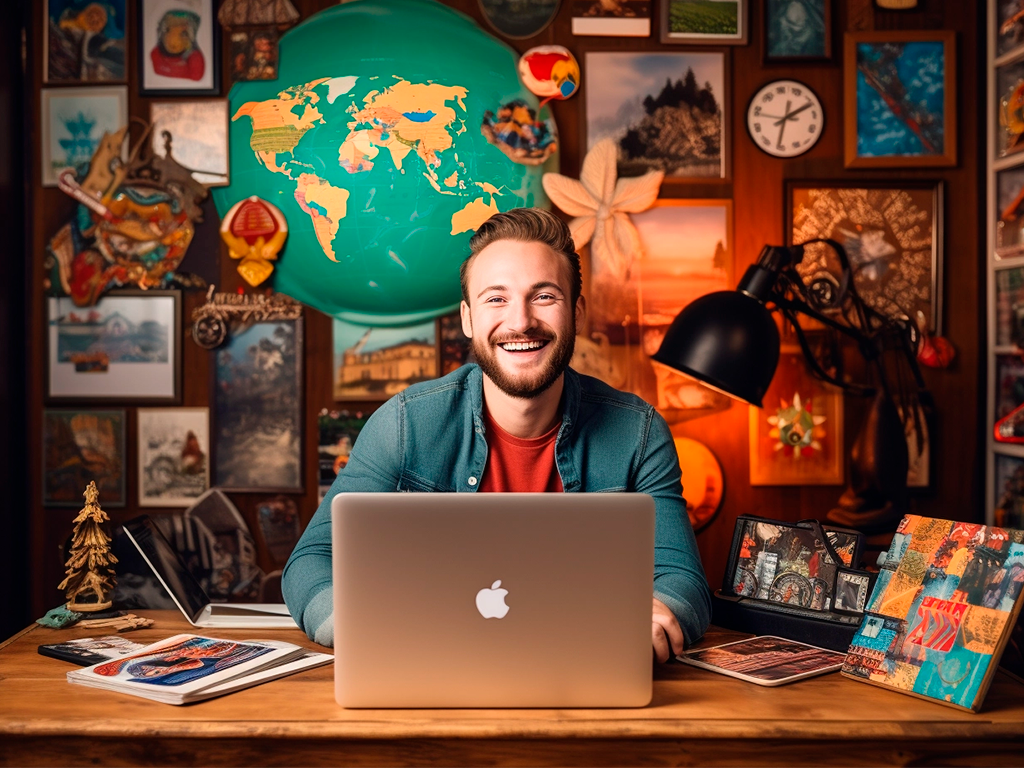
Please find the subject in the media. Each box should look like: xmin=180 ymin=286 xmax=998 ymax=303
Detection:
xmin=843 ymin=515 xmax=1024 ymax=712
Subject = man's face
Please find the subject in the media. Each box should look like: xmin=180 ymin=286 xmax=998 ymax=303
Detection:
xmin=460 ymin=239 xmax=583 ymax=400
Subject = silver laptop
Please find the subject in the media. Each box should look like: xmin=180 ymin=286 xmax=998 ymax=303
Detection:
xmin=332 ymin=493 xmax=654 ymax=708
xmin=122 ymin=515 xmax=297 ymax=629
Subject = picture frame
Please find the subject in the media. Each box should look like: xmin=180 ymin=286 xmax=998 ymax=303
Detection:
xmin=333 ymin=318 xmax=438 ymax=401
xmin=763 ymin=0 xmax=831 ymax=63
xmin=660 ymin=0 xmax=748 ymax=46
xmin=995 ymin=453 xmax=1024 ymax=529
xmin=43 ymin=409 xmax=126 ymax=507
xmin=786 ymin=180 xmax=945 ymax=335
xmin=571 ymin=1 xmax=651 ymax=37
xmin=996 ymin=165 xmax=1024 ymax=260
xmin=137 ymin=407 xmax=210 ymax=507
xmin=44 ymin=0 xmax=128 ymax=84
xmin=477 ymin=0 xmax=559 ymax=39
xmin=318 ymin=407 xmax=370 ymax=502
xmin=748 ymin=353 xmax=844 ymax=486
xmin=584 ymin=51 xmax=728 ymax=182
xmin=843 ymin=31 xmax=956 ymax=168
xmin=213 ymin=318 xmax=303 ymax=492
xmin=40 ymin=86 xmax=128 ymax=187
xmin=996 ymin=0 xmax=1024 ymax=65
xmin=47 ymin=290 xmax=182 ymax=403
xmin=996 ymin=58 xmax=1024 ymax=161
xmin=149 ymin=99 xmax=230 ymax=187
xmin=228 ymin=27 xmax=280 ymax=82
xmin=139 ymin=0 xmax=220 ymax=96
xmin=996 ymin=266 xmax=1024 ymax=348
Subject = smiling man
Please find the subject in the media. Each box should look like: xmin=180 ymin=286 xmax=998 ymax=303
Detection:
xmin=282 ymin=208 xmax=711 ymax=662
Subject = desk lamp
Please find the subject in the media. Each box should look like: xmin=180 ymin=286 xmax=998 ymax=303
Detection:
xmin=652 ymin=239 xmax=931 ymax=533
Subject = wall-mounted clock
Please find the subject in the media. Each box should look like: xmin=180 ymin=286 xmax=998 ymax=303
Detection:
xmin=746 ymin=80 xmax=824 ymax=158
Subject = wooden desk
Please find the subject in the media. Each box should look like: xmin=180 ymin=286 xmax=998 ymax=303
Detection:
xmin=2 ymin=611 xmax=1023 ymax=767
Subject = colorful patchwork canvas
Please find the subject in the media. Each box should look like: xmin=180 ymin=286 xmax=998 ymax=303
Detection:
xmin=842 ymin=515 xmax=1024 ymax=712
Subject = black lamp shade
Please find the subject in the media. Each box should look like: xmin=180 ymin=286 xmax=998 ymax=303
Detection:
xmin=651 ymin=290 xmax=780 ymax=407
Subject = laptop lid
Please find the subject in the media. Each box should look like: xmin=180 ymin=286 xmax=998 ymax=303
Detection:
xmin=122 ymin=515 xmax=212 ymax=624
xmin=332 ymin=492 xmax=655 ymax=708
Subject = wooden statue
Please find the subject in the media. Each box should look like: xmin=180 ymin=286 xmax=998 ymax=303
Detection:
xmin=58 ymin=481 xmax=118 ymax=612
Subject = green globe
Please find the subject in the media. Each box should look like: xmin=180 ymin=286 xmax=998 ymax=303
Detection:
xmin=212 ymin=0 xmax=554 ymax=326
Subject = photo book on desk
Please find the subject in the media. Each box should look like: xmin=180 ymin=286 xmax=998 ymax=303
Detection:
xmin=842 ymin=515 xmax=1024 ymax=712
xmin=66 ymin=633 xmax=331 ymax=705
xmin=676 ymin=635 xmax=846 ymax=686
xmin=39 ymin=636 xmax=147 ymax=666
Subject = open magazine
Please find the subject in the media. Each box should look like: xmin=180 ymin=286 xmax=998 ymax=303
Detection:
xmin=676 ymin=635 xmax=846 ymax=687
xmin=66 ymin=633 xmax=331 ymax=705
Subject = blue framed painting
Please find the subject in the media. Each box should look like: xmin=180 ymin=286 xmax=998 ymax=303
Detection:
xmin=44 ymin=0 xmax=128 ymax=83
xmin=843 ymin=31 xmax=956 ymax=168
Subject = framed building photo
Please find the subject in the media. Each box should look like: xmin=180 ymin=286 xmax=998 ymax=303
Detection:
xmin=571 ymin=1 xmax=651 ymax=37
xmin=149 ymin=99 xmax=229 ymax=187
xmin=139 ymin=0 xmax=220 ymax=95
xmin=44 ymin=0 xmax=128 ymax=83
xmin=585 ymin=51 xmax=727 ymax=181
xmin=213 ymin=318 xmax=303 ymax=492
xmin=137 ymin=407 xmax=210 ymax=507
xmin=43 ymin=409 xmax=126 ymax=507
xmin=333 ymin=318 xmax=437 ymax=401
xmin=660 ymin=0 xmax=748 ymax=45
xmin=844 ymin=31 xmax=956 ymax=168
xmin=40 ymin=86 xmax=128 ymax=187
xmin=786 ymin=181 xmax=944 ymax=334
xmin=47 ymin=291 xmax=181 ymax=403
xmin=763 ymin=0 xmax=830 ymax=63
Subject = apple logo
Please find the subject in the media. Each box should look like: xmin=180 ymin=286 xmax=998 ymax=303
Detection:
xmin=475 ymin=580 xmax=510 ymax=619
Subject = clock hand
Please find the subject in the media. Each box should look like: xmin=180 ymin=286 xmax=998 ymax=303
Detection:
xmin=773 ymin=101 xmax=814 ymax=126
xmin=777 ymin=119 xmax=787 ymax=151
xmin=757 ymin=112 xmax=787 ymax=120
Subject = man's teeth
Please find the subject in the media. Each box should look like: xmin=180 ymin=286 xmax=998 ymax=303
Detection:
xmin=501 ymin=341 xmax=545 ymax=351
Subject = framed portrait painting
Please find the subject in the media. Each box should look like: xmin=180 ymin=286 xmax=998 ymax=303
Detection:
xmin=43 ymin=409 xmax=126 ymax=507
xmin=585 ymin=51 xmax=727 ymax=181
xmin=333 ymin=318 xmax=437 ymax=401
xmin=47 ymin=291 xmax=181 ymax=402
xmin=763 ymin=0 xmax=830 ymax=63
xmin=44 ymin=0 xmax=127 ymax=83
xmin=571 ymin=1 xmax=651 ymax=36
xmin=137 ymin=407 xmax=210 ymax=507
xmin=139 ymin=0 xmax=220 ymax=95
xmin=40 ymin=86 xmax=127 ymax=187
xmin=844 ymin=31 xmax=956 ymax=168
xmin=786 ymin=181 xmax=944 ymax=335
xmin=660 ymin=0 xmax=748 ymax=45
xmin=149 ymin=99 xmax=229 ymax=186
xmin=213 ymin=318 xmax=303 ymax=492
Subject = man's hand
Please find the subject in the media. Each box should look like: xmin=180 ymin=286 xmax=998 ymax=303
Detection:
xmin=652 ymin=597 xmax=685 ymax=663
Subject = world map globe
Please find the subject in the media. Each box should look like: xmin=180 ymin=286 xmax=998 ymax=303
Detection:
xmin=212 ymin=0 xmax=554 ymax=326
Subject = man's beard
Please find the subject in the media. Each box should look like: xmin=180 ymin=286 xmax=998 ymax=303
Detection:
xmin=472 ymin=322 xmax=576 ymax=400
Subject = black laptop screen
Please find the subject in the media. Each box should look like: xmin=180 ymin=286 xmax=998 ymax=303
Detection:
xmin=122 ymin=515 xmax=209 ymax=622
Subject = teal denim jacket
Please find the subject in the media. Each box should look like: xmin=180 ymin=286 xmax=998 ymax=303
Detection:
xmin=282 ymin=364 xmax=712 ymax=648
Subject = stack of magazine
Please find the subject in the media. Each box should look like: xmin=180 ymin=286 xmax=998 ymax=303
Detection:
xmin=66 ymin=633 xmax=331 ymax=705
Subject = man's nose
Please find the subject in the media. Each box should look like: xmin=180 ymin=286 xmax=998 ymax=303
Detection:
xmin=507 ymin=297 xmax=536 ymax=332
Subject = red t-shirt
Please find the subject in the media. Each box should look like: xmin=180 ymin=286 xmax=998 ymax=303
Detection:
xmin=479 ymin=411 xmax=563 ymax=493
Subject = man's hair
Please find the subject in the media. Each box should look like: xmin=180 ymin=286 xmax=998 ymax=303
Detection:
xmin=461 ymin=208 xmax=582 ymax=306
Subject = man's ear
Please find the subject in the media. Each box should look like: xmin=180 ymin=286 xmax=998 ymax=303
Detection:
xmin=460 ymin=300 xmax=473 ymax=338
xmin=574 ymin=295 xmax=587 ymax=330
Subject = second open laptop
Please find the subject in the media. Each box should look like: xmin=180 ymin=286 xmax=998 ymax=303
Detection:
xmin=332 ymin=492 xmax=655 ymax=708
xmin=122 ymin=515 xmax=297 ymax=629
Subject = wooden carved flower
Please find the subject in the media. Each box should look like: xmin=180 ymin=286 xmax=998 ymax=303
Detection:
xmin=542 ymin=138 xmax=663 ymax=280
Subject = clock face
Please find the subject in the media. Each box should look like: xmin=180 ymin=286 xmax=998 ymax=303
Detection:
xmin=746 ymin=80 xmax=824 ymax=158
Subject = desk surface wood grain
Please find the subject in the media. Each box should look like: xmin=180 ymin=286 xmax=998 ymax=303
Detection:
xmin=2 ymin=612 xmax=1023 ymax=767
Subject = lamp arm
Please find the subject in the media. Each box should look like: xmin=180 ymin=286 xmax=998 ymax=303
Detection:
xmin=779 ymin=304 xmax=877 ymax=397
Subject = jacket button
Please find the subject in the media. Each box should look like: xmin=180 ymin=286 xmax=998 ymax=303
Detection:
xmin=468 ymin=476 xmax=478 ymax=486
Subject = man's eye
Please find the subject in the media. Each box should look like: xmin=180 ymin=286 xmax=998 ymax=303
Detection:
xmin=484 ymin=296 xmax=506 ymax=304
xmin=535 ymin=293 xmax=557 ymax=301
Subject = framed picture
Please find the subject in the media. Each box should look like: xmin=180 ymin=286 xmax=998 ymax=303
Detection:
xmin=318 ymin=408 xmax=370 ymax=502
xmin=997 ymin=0 xmax=1024 ymax=64
xmin=228 ymin=27 xmax=279 ymax=82
xmin=43 ymin=409 xmax=126 ymax=507
xmin=40 ymin=86 xmax=128 ymax=187
xmin=585 ymin=51 xmax=727 ymax=181
xmin=763 ymin=0 xmax=830 ymax=63
xmin=44 ymin=0 xmax=128 ymax=83
xmin=439 ymin=311 xmax=474 ymax=376
xmin=333 ymin=318 xmax=437 ymax=401
xmin=149 ymin=100 xmax=229 ymax=187
xmin=786 ymin=180 xmax=944 ymax=334
xmin=997 ymin=58 xmax=1024 ymax=161
xmin=660 ymin=0 xmax=748 ymax=45
xmin=996 ymin=266 xmax=1024 ymax=348
xmin=477 ymin=0 xmax=559 ymax=38
xmin=137 ymin=407 xmax=210 ymax=507
xmin=47 ymin=291 xmax=181 ymax=403
xmin=571 ymin=1 xmax=651 ymax=36
xmin=213 ymin=318 xmax=303 ymax=491
xmin=139 ymin=0 xmax=220 ymax=95
xmin=995 ymin=453 xmax=1024 ymax=529
xmin=843 ymin=31 xmax=956 ymax=168
xmin=255 ymin=495 xmax=302 ymax=565
xmin=997 ymin=166 xmax=1024 ymax=260
xmin=749 ymin=353 xmax=843 ymax=486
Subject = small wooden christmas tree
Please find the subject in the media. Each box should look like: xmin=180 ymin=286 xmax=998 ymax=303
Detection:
xmin=58 ymin=481 xmax=118 ymax=612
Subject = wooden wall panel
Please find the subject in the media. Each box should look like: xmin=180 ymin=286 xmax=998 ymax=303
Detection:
xmin=25 ymin=0 xmax=982 ymax=617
